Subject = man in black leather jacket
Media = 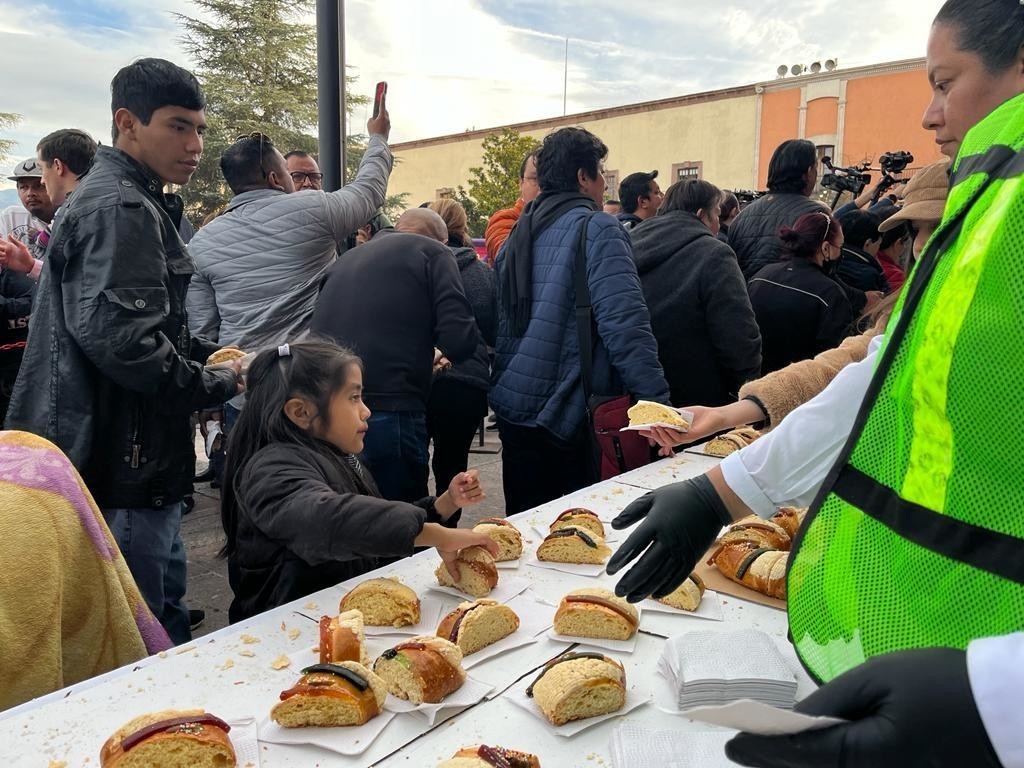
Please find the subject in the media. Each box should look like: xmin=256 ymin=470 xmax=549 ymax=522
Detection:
xmin=6 ymin=59 xmax=240 ymax=644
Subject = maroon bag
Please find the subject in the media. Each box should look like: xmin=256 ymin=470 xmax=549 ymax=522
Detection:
xmin=574 ymin=214 xmax=654 ymax=481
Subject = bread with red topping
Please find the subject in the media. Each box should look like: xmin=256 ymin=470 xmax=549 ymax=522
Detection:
xmin=434 ymin=546 xmax=498 ymax=597
xmin=553 ymin=587 xmax=639 ymax=640
xmin=100 ymin=709 xmax=235 ymax=767
xmin=436 ymin=598 xmax=520 ymax=655
xmin=549 ymin=508 xmax=604 ymax=538
xmin=372 ymin=635 xmax=466 ymax=704
xmin=536 ymin=527 xmax=610 ymax=564
xmin=472 ymin=517 xmax=523 ymax=561
xmin=438 ymin=744 xmax=541 ymax=767
xmin=526 ymin=652 xmax=626 ymax=726
xmin=271 ymin=661 xmax=387 ymax=727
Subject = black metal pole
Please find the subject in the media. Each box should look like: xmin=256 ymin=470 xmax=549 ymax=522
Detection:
xmin=316 ymin=0 xmax=341 ymax=192
xmin=338 ymin=1 xmax=346 ymax=185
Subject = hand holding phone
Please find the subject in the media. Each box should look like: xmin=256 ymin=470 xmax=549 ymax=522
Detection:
xmin=367 ymin=81 xmax=390 ymax=140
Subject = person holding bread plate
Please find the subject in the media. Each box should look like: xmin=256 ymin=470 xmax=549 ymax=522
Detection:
xmin=610 ymin=2 xmax=1024 ymax=765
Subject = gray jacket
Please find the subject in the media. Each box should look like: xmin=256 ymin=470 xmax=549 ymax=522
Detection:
xmin=186 ymin=135 xmax=393 ymax=350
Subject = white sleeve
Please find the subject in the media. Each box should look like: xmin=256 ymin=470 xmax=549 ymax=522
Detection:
xmin=719 ymin=336 xmax=883 ymax=518
xmin=968 ymin=633 xmax=1024 ymax=768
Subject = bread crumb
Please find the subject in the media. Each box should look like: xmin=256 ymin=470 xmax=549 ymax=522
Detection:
xmin=611 ymin=488 xmax=624 ymax=495
xmin=280 ymin=621 xmax=287 ymax=631
xmin=174 ymin=645 xmax=197 ymax=655
xmin=221 ymin=659 xmax=235 ymax=670
xmin=48 ymin=761 xmax=67 ymax=768
xmin=239 ymin=650 xmax=256 ymax=657
xmin=288 ymin=628 xmax=301 ymax=640
xmin=271 ymin=654 xmax=291 ymax=670
xmin=303 ymin=601 xmax=318 ymax=610
xmin=157 ymin=651 xmax=168 ymax=658
xmin=240 ymin=634 xmax=260 ymax=644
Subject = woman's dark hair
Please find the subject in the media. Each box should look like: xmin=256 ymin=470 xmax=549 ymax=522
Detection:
xmin=934 ymin=0 xmax=1024 ymax=74
xmin=659 ymin=178 xmax=722 ymax=218
xmin=719 ymin=191 xmax=741 ymax=223
xmin=110 ymin=58 xmax=205 ymax=143
xmin=220 ymin=340 xmax=361 ymax=557
xmin=536 ymin=127 xmax=608 ymax=194
xmin=778 ymin=211 xmax=844 ymax=260
xmin=767 ymin=139 xmax=817 ymax=194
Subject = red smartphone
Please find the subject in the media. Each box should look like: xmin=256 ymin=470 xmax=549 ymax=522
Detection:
xmin=373 ymin=81 xmax=387 ymax=118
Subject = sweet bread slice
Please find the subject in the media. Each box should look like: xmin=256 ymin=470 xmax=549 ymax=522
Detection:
xmin=271 ymin=661 xmax=387 ymax=727
xmin=549 ymin=508 xmax=604 ymax=538
xmin=340 ymin=577 xmax=420 ymax=627
xmin=436 ymin=598 xmax=520 ymax=655
xmin=526 ymin=652 xmax=626 ymax=726
xmin=704 ymin=427 xmax=761 ymax=457
xmin=100 ymin=709 xmax=236 ymax=767
xmin=435 ymin=546 xmax=499 ymax=597
xmin=717 ymin=516 xmax=792 ymax=550
xmin=373 ymin=636 xmax=466 ymax=704
xmin=318 ymin=609 xmax=369 ymax=665
xmin=655 ymin=573 xmax=705 ymax=611
xmin=626 ymin=400 xmax=691 ymax=429
xmin=536 ymin=527 xmax=610 ymax=564
xmin=438 ymin=745 xmax=541 ymax=767
xmin=472 ymin=517 xmax=523 ymax=561
xmin=553 ymin=587 xmax=638 ymax=640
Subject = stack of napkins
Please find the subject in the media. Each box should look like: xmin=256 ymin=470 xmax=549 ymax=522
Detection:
xmin=609 ymin=723 xmax=732 ymax=768
xmin=658 ymin=630 xmax=796 ymax=710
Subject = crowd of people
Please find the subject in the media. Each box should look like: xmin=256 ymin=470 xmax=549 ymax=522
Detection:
xmin=0 ymin=0 xmax=1021 ymax=764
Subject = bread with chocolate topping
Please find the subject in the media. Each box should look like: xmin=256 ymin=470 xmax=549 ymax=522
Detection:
xmin=434 ymin=545 xmax=499 ymax=597
xmin=553 ymin=587 xmax=638 ymax=640
xmin=271 ymin=661 xmax=387 ymax=727
xmin=717 ymin=515 xmax=792 ymax=550
xmin=655 ymin=573 xmax=705 ymax=611
xmin=536 ymin=526 xmax=611 ymax=564
xmin=438 ymin=745 xmax=541 ymax=767
xmin=372 ymin=635 xmax=467 ymax=704
xmin=436 ymin=598 xmax=520 ymax=655
xmin=472 ymin=517 xmax=523 ymax=561
xmin=100 ymin=709 xmax=236 ymax=767
xmin=340 ymin=577 xmax=420 ymax=627
xmin=526 ymin=652 xmax=626 ymax=726
xmin=549 ymin=508 xmax=604 ymax=538
xmin=319 ymin=609 xmax=369 ymax=665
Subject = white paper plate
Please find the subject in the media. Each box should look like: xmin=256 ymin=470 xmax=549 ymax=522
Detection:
xmin=427 ymin=575 xmax=530 ymax=604
xmin=363 ymin=594 xmax=446 ymax=637
xmin=506 ymin=670 xmax=650 ymax=737
xmin=257 ymin=709 xmax=396 ymax=756
xmin=382 ymin=675 xmax=493 ymax=726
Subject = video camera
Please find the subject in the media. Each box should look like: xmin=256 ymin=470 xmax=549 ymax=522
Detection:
xmin=733 ymin=189 xmax=765 ymax=208
xmin=821 ymin=150 xmax=914 ymax=207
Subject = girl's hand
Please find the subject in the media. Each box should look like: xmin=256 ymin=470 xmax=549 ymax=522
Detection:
xmin=434 ymin=528 xmax=499 ymax=579
xmin=447 ymin=469 xmax=485 ymax=508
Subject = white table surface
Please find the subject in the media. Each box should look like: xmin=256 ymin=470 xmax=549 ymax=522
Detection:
xmin=0 ymin=459 xmax=810 ymax=767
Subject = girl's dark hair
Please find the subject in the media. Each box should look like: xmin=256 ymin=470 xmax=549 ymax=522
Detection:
xmin=934 ymin=0 xmax=1024 ymax=74
xmin=767 ymin=139 xmax=817 ymax=194
xmin=719 ymin=191 xmax=741 ymax=222
xmin=778 ymin=211 xmax=844 ymax=260
xmin=659 ymin=178 xmax=722 ymax=217
xmin=220 ymin=340 xmax=361 ymax=557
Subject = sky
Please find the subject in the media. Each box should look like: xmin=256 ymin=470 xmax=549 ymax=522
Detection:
xmin=0 ymin=0 xmax=941 ymax=192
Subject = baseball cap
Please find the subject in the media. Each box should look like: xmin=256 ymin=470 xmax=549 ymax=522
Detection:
xmin=8 ymin=158 xmax=43 ymax=181
xmin=878 ymin=159 xmax=951 ymax=232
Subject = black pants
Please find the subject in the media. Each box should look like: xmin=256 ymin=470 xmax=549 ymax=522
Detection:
xmin=497 ymin=418 xmax=597 ymax=515
xmin=427 ymin=378 xmax=488 ymax=527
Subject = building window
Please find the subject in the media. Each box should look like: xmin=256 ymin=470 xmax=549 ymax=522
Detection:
xmin=603 ymin=170 xmax=619 ymax=198
xmin=671 ymin=161 xmax=703 ymax=181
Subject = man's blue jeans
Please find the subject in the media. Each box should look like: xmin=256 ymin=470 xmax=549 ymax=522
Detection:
xmin=359 ymin=410 xmax=429 ymax=503
xmin=103 ymin=502 xmax=191 ymax=645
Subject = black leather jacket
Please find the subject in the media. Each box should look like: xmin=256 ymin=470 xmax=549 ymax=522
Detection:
xmin=6 ymin=147 xmax=236 ymax=509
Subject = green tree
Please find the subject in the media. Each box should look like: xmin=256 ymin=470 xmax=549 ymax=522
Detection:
xmin=175 ymin=0 xmax=407 ymax=221
xmin=451 ymin=186 xmax=488 ymax=239
xmin=465 ymin=128 xmax=541 ymax=221
xmin=0 ymin=112 xmax=21 ymax=166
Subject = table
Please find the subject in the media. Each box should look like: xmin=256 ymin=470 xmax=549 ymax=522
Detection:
xmin=0 ymin=457 xmax=811 ymax=767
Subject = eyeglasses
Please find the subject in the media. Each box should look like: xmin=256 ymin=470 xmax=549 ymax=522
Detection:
xmin=236 ymin=132 xmax=274 ymax=177
xmin=289 ymin=171 xmax=324 ymax=184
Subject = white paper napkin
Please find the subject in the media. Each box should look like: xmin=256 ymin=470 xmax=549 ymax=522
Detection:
xmin=256 ymin=709 xmax=397 ymax=756
xmin=683 ymin=699 xmax=846 ymax=736
xmin=506 ymin=671 xmax=650 ymax=737
xmin=427 ymin=575 xmax=530 ymax=604
xmin=609 ymin=723 xmax=733 ymax=768
xmin=618 ymin=406 xmax=695 ymax=432
xmin=363 ymin=594 xmax=446 ymax=637
xmin=458 ymin=593 xmax=553 ymax=669
xmin=382 ymin=675 xmax=493 ymax=726
xmin=226 ymin=717 xmax=261 ymax=767
xmin=545 ymin=629 xmax=639 ymax=653
xmin=525 ymin=552 xmax=607 ymax=577
xmin=495 ymin=558 xmax=521 ymax=570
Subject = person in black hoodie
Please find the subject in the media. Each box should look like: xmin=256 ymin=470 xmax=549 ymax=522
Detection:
xmin=310 ymin=208 xmax=479 ymax=504
xmin=426 ymin=199 xmax=496 ymax=522
xmin=836 ymin=209 xmax=890 ymax=293
xmin=221 ymin=341 xmax=496 ymax=622
xmin=616 ymin=170 xmax=663 ymax=231
xmin=748 ymin=211 xmax=853 ymax=373
xmin=630 ymin=179 xmax=762 ymax=407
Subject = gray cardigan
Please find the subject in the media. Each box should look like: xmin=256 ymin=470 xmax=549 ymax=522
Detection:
xmin=186 ymin=135 xmax=393 ymax=351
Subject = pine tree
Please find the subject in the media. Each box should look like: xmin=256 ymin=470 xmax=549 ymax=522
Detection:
xmin=0 ymin=112 xmax=21 ymax=166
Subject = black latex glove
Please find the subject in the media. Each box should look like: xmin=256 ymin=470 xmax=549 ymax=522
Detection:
xmin=726 ymin=647 xmax=1003 ymax=768
xmin=605 ymin=474 xmax=731 ymax=603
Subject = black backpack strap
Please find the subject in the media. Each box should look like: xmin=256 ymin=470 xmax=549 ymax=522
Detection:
xmin=573 ymin=212 xmax=596 ymax=406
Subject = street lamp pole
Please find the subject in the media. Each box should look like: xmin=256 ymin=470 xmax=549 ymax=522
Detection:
xmin=316 ymin=0 xmax=346 ymax=191
xmin=563 ymin=37 xmax=568 ymax=116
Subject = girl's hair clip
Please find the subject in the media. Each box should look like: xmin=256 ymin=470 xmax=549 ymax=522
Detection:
xmin=278 ymin=344 xmax=291 ymax=358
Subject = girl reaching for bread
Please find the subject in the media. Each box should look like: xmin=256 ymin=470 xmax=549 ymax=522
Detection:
xmin=220 ymin=341 xmax=497 ymax=622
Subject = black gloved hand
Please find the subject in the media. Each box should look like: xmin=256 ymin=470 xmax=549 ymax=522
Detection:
xmin=726 ymin=647 xmax=1003 ymax=768
xmin=605 ymin=474 xmax=730 ymax=603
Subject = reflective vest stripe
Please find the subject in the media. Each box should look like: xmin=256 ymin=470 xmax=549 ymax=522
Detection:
xmin=832 ymin=465 xmax=1024 ymax=584
xmin=955 ymin=144 xmax=1024 ymax=183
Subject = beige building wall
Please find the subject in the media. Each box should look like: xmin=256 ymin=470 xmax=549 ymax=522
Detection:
xmin=387 ymin=92 xmax=759 ymax=212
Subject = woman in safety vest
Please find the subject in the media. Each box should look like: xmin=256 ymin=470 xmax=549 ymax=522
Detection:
xmin=607 ymin=1 xmax=1024 ymax=765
